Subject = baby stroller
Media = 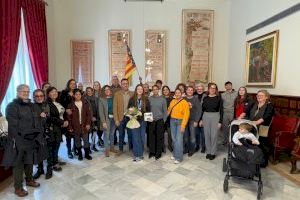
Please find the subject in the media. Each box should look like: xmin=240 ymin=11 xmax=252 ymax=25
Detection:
xmin=222 ymin=119 xmax=263 ymax=200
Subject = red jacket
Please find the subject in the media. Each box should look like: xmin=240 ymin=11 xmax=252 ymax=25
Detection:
xmin=67 ymin=99 xmax=92 ymax=135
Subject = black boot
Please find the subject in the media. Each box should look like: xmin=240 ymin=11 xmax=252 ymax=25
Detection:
xmin=67 ymin=146 xmax=74 ymax=159
xmin=78 ymin=148 xmax=83 ymax=161
xmin=33 ymin=164 xmax=44 ymax=179
xmin=45 ymin=168 xmax=53 ymax=180
xmin=84 ymin=148 xmax=92 ymax=160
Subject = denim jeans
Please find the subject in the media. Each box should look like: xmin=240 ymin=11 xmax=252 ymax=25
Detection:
xmin=118 ymin=117 xmax=132 ymax=151
xmin=195 ymin=126 xmax=205 ymax=149
xmin=170 ymin=118 xmax=184 ymax=161
xmin=131 ymin=121 xmax=146 ymax=159
xmin=103 ymin=118 xmax=117 ymax=148
xmin=184 ymin=120 xmax=196 ymax=153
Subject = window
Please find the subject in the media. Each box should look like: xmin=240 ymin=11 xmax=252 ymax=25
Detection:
xmin=0 ymin=10 xmax=37 ymax=115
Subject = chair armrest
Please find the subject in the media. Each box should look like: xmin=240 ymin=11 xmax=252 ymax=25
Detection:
xmin=274 ymin=131 xmax=297 ymax=149
xmin=275 ymin=131 xmax=295 ymax=137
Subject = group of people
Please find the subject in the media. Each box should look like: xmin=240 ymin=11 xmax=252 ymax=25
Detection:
xmin=1 ymin=76 xmax=275 ymax=197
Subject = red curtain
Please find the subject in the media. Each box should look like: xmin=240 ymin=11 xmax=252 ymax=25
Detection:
xmin=0 ymin=0 xmax=22 ymax=104
xmin=22 ymin=0 xmax=48 ymax=88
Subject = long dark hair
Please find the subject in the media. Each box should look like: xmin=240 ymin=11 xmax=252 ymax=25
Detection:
xmin=65 ymin=79 xmax=76 ymax=91
xmin=132 ymin=84 xmax=147 ymax=111
xmin=235 ymin=86 xmax=248 ymax=105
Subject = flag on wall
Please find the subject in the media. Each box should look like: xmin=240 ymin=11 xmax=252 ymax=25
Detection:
xmin=124 ymin=42 xmax=136 ymax=80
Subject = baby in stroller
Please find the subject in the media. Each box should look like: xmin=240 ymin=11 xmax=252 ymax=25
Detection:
xmin=223 ymin=120 xmax=264 ymax=199
xmin=232 ymin=123 xmax=259 ymax=146
xmin=231 ymin=122 xmax=264 ymax=175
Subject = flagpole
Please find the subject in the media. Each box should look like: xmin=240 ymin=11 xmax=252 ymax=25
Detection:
xmin=123 ymin=38 xmax=143 ymax=84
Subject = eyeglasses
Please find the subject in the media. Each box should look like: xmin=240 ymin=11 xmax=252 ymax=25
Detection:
xmin=20 ymin=90 xmax=30 ymax=93
xmin=35 ymin=95 xmax=44 ymax=98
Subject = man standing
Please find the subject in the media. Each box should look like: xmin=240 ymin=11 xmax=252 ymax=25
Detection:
xmin=111 ymin=75 xmax=121 ymax=96
xmin=113 ymin=78 xmax=133 ymax=153
xmin=221 ymin=81 xmax=237 ymax=145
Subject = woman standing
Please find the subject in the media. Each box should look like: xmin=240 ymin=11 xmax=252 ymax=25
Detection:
xmin=148 ymin=85 xmax=168 ymax=160
xmin=168 ymin=89 xmax=190 ymax=164
xmin=199 ymin=83 xmax=223 ymax=160
xmin=93 ymin=81 xmax=104 ymax=147
xmin=128 ymin=84 xmax=150 ymax=162
xmin=85 ymin=87 xmax=100 ymax=152
xmin=98 ymin=85 xmax=119 ymax=157
xmin=67 ymin=89 xmax=93 ymax=161
xmin=46 ymin=87 xmax=69 ymax=177
xmin=59 ymin=79 xmax=76 ymax=159
xmin=234 ymin=86 xmax=255 ymax=119
xmin=32 ymin=89 xmax=50 ymax=180
xmin=2 ymin=84 xmax=40 ymax=197
xmin=246 ymin=90 xmax=274 ymax=167
xmin=162 ymin=85 xmax=173 ymax=152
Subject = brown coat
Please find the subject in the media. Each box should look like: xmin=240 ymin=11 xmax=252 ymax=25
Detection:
xmin=67 ymin=99 xmax=92 ymax=135
xmin=113 ymin=90 xmax=134 ymax=122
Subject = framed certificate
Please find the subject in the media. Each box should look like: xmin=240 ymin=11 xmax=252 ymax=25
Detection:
xmin=70 ymin=40 xmax=94 ymax=88
xmin=145 ymin=30 xmax=166 ymax=87
xmin=108 ymin=30 xmax=131 ymax=81
xmin=181 ymin=9 xmax=214 ymax=85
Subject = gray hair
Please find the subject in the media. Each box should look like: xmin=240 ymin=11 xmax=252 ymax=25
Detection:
xmin=16 ymin=84 xmax=29 ymax=92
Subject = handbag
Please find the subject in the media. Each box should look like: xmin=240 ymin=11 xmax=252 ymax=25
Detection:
xmin=258 ymin=125 xmax=270 ymax=137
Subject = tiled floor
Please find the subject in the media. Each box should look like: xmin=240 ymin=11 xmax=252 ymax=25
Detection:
xmin=0 ymin=144 xmax=300 ymax=200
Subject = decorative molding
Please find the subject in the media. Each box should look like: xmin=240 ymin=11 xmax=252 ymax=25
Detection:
xmin=246 ymin=3 xmax=300 ymax=34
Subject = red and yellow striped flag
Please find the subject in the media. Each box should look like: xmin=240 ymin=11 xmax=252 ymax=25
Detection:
xmin=124 ymin=42 xmax=136 ymax=80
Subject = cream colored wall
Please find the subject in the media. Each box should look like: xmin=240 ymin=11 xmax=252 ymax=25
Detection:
xmin=46 ymin=0 xmax=230 ymax=91
xmin=228 ymin=0 xmax=300 ymax=96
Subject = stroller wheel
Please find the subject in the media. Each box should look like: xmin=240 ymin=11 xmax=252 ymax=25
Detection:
xmin=223 ymin=175 xmax=229 ymax=193
xmin=222 ymin=158 xmax=228 ymax=172
xmin=257 ymin=181 xmax=263 ymax=200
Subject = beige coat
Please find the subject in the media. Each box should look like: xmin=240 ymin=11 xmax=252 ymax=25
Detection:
xmin=113 ymin=90 xmax=133 ymax=123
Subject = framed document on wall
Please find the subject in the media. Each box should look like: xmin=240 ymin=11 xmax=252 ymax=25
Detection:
xmin=70 ymin=40 xmax=94 ymax=88
xmin=108 ymin=30 xmax=131 ymax=81
xmin=145 ymin=30 xmax=166 ymax=87
xmin=181 ymin=9 xmax=214 ymax=85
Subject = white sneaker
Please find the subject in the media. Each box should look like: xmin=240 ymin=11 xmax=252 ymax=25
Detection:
xmin=170 ymin=156 xmax=175 ymax=160
xmin=174 ymin=160 xmax=180 ymax=164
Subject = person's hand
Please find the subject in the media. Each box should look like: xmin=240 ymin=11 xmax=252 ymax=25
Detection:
xmin=180 ymin=127 xmax=185 ymax=134
xmin=252 ymin=140 xmax=259 ymax=145
xmin=253 ymin=120 xmax=260 ymax=125
xmin=199 ymin=120 xmax=203 ymax=127
xmin=218 ymin=123 xmax=222 ymax=129
xmin=92 ymin=117 xmax=96 ymax=122
xmin=237 ymin=142 xmax=242 ymax=146
xmin=193 ymin=122 xmax=198 ymax=128
xmin=86 ymin=125 xmax=91 ymax=131
xmin=103 ymin=123 xmax=108 ymax=130
xmin=62 ymin=121 xmax=68 ymax=127
xmin=115 ymin=121 xmax=120 ymax=127
xmin=40 ymin=112 xmax=47 ymax=118
xmin=69 ymin=129 xmax=73 ymax=133
xmin=66 ymin=109 xmax=72 ymax=115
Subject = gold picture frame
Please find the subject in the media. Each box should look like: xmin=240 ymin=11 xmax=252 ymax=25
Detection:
xmin=145 ymin=30 xmax=166 ymax=87
xmin=108 ymin=30 xmax=131 ymax=81
xmin=245 ymin=30 xmax=279 ymax=88
xmin=70 ymin=40 xmax=94 ymax=88
xmin=181 ymin=9 xmax=214 ymax=85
